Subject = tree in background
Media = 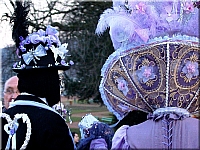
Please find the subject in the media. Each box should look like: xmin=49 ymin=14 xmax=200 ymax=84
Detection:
xmin=64 ymin=1 xmax=114 ymax=103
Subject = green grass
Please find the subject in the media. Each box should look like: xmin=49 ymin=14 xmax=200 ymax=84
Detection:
xmin=71 ymin=109 xmax=98 ymax=114
xmin=66 ymin=105 xmax=109 ymax=115
xmin=66 ymin=116 xmax=82 ymax=123
xmin=64 ymin=104 xmax=113 ymax=124
xmin=63 ymin=102 xmax=117 ymax=130
xmin=65 ymin=114 xmax=115 ymax=124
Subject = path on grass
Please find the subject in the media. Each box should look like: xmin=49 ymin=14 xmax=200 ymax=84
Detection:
xmin=63 ymin=102 xmax=111 ymax=129
xmin=67 ymin=111 xmax=111 ymax=129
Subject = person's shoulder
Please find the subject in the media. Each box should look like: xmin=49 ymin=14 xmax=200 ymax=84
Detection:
xmin=112 ymin=125 xmax=130 ymax=149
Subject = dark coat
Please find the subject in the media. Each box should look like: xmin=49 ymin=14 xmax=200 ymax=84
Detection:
xmin=1 ymin=95 xmax=74 ymax=150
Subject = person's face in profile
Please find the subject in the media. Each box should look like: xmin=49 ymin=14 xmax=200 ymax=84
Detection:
xmin=74 ymin=133 xmax=79 ymax=143
xmin=3 ymin=76 xmax=19 ymax=109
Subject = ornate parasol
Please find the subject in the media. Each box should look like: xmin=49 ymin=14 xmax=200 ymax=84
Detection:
xmin=100 ymin=38 xmax=199 ymax=120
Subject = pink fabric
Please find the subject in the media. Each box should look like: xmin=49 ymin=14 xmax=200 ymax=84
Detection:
xmin=89 ymin=138 xmax=108 ymax=150
xmin=111 ymin=125 xmax=130 ymax=149
xmin=111 ymin=117 xmax=199 ymax=149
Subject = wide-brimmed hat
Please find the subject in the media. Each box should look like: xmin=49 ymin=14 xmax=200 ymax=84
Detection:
xmin=96 ymin=0 xmax=199 ymax=121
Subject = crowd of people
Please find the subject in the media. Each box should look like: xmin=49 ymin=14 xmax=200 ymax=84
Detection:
xmin=1 ymin=0 xmax=200 ymax=149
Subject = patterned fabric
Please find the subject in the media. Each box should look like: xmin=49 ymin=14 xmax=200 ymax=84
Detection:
xmin=100 ymin=40 xmax=199 ymax=120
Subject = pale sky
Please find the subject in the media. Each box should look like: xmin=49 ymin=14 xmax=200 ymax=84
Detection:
xmin=0 ymin=0 xmax=50 ymax=48
xmin=0 ymin=0 xmax=72 ymax=48
xmin=0 ymin=0 xmax=14 ymax=48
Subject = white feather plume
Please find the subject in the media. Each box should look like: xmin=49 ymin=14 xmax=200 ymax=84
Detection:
xmin=95 ymin=8 xmax=117 ymax=35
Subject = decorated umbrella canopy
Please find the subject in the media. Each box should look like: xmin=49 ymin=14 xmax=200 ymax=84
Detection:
xmin=96 ymin=0 xmax=199 ymax=121
xmin=99 ymin=39 xmax=199 ymax=121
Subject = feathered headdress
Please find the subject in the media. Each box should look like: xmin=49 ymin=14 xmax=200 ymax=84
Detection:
xmin=96 ymin=0 xmax=199 ymax=50
xmin=10 ymin=0 xmax=30 ymax=53
xmin=96 ymin=0 xmax=199 ymax=121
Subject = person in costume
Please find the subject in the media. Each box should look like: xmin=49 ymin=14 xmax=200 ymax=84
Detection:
xmin=96 ymin=0 xmax=199 ymax=149
xmin=2 ymin=76 xmax=19 ymax=112
xmin=77 ymin=114 xmax=114 ymax=150
xmin=1 ymin=1 xmax=74 ymax=149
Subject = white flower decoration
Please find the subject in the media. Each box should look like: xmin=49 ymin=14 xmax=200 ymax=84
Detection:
xmin=50 ymin=43 xmax=69 ymax=62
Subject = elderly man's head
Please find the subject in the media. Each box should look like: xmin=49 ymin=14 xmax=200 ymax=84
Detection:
xmin=3 ymin=76 xmax=19 ymax=109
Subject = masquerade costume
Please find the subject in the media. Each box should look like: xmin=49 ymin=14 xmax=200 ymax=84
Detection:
xmin=77 ymin=114 xmax=114 ymax=150
xmin=96 ymin=0 xmax=199 ymax=149
xmin=1 ymin=1 xmax=74 ymax=149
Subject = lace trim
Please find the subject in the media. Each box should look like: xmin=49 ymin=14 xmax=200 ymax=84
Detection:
xmin=153 ymin=107 xmax=190 ymax=116
xmin=148 ymin=107 xmax=190 ymax=121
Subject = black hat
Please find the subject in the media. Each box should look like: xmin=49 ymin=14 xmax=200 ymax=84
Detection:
xmin=12 ymin=25 xmax=73 ymax=72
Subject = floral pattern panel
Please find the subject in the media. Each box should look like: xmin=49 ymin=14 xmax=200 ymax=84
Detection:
xmin=102 ymin=57 xmax=153 ymax=118
xmin=170 ymin=43 xmax=199 ymax=112
xmin=100 ymin=41 xmax=199 ymax=120
xmin=120 ymin=45 xmax=167 ymax=110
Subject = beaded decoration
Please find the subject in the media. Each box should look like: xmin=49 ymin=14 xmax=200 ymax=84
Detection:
xmin=0 ymin=113 xmax=32 ymax=149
